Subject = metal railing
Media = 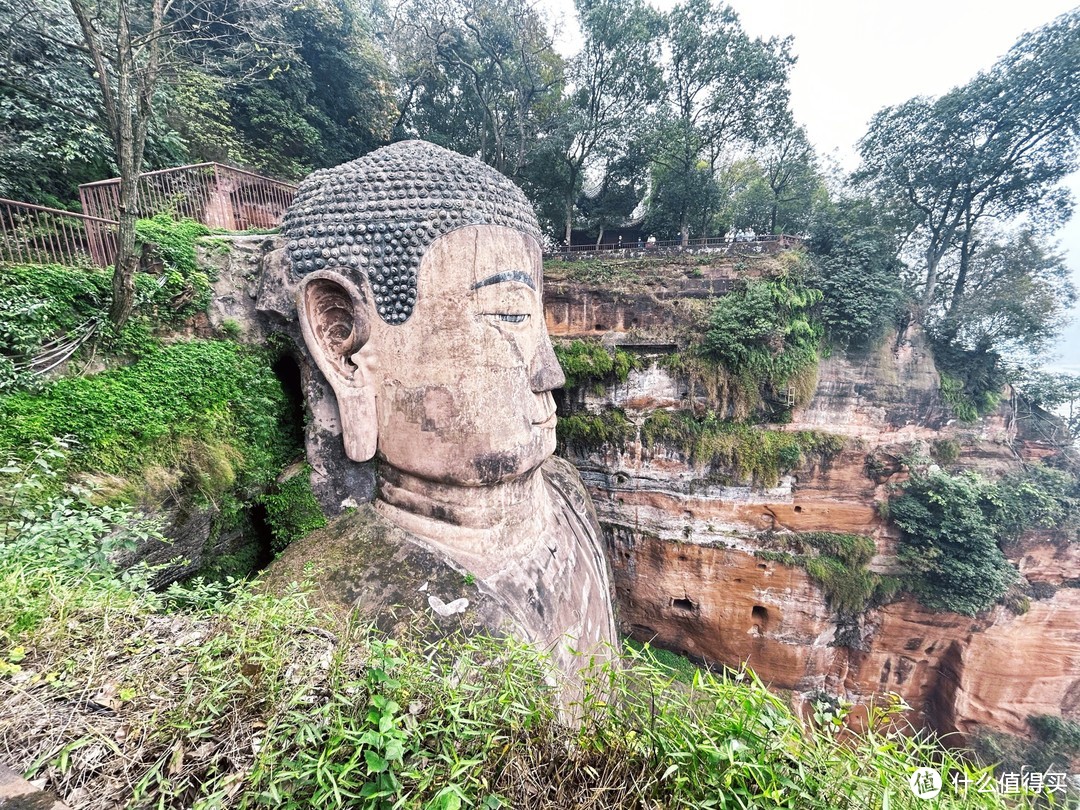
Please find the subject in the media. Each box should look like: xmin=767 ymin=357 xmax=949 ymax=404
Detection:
xmin=0 ymin=198 xmax=119 ymax=267
xmin=548 ymin=233 xmax=805 ymax=258
xmin=79 ymin=162 xmax=298 ymax=232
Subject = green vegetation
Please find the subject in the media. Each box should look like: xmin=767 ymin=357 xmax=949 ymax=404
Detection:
xmin=988 ymin=464 xmax=1080 ymax=543
xmin=938 ymin=369 xmax=1001 ymax=423
xmin=0 ymin=262 xmax=112 ymax=390
xmin=0 ymin=340 xmax=296 ymax=506
xmin=756 ymin=532 xmax=899 ymax=620
xmin=930 ymin=438 xmax=961 ymax=466
xmin=640 ymin=410 xmax=844 ymax=487
xmin=261 ymin=467 xmax=328 ymax=555
xmin=888 ymin=464 xmax=1080 ymax=616
xmin=889 ymin=470 xmax=1013 ymax=616
xmin=807 ymin=199 xmax=906 ymax=352
xmin=0 ymin=216 xmax=216 ymax=391
xmin=556 ymin=407 xmax=636 ymax=453
xmin=623 ymin=638 xmax=703 ymax=685
xmin=0 ymin=457 xmax=1036 ymax=809
xmin=554 ymin=339 xmax=639 ymax=391
xmin=700 ymin=273 xmax=823 ymax=418
xmin=973 ymin=714 xmax=1080 ymax=779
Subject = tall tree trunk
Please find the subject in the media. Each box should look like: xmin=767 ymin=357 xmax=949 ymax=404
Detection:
xmin=564 ymin=198 xmax=573 ymax=246
xmin=108 ymin=4 xmax=139 ymax=330
xmin=595 ymin=225 xmax=605 ymax=249
xmin=680 ymin=220 xmax=689 ymax=247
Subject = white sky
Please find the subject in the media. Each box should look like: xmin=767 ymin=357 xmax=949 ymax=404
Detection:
xmin=540 ymin=0 xmax=1080 ymax=372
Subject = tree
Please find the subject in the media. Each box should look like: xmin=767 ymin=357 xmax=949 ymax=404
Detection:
xmin=391 ymin=0 xmax=564 ymax=179
xmin=1017 ymin=371 xmax=1080 ymax=442
xmin=554 ymin=0 xmax=662 ymax=244
xmin=576 ymin=145 xmax=649 ymax=246
xmin=933 ymin=229 xmax=1075 ymax=359
xmin=648 ymin=0 xmax=792 ymax=244
xmin=755 ymin=120 xmax=821 ymax=234
xmin=808 ymin=198 xmax=906 ymax=352
xmin=0 ymin=0 xmax=185 ymax=206
xmin=856 ymin=8 xmax=1080 ymax=316
xmin=216 ymin=0 xmax=397 ymax=179
xmin=1 ymin=0 xmax=295 ymax=328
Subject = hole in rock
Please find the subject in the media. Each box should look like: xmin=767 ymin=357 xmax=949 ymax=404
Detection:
xmin=594 ymin=323 xmax=607 ymax=331
xmin=273 ymin=353 xmax=306 ymax=450
xmin=793 ymin=505 xmax=803 ymax=513
xmin=751 ymin=605 xmax=769 ymax=627
xmin=757 ymin=563 xmax=768 ymax=570
xmin=249 ymin=502 xmax=275 ymax=571
xmin=671 ymin=597 xmax=697 ymax=612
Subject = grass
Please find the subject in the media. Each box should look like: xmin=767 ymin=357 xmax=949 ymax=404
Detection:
xmin=641 ymin=410 xmax=846 ymax=488
xmin=0 ymin=455 xmax=1058 ymax=809
xmin=755 ymin=533 xmax=902 ymax=621
xmin=0 ymin=340 xmax=296 ymax=503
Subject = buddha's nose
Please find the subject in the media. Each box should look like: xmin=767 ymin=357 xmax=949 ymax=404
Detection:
xmin=529 ymin=335 xmax=565 ymax=392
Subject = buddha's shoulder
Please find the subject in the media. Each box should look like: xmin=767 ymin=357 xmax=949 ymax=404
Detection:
xmin=541 ymin=456 xmax=601 ymax=528
xmin=260 ymin=504 xmax=503 ymax=635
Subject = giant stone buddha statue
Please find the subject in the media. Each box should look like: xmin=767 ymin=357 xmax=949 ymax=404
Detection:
xmin=266 ymin=140 xmax=618 ymax=689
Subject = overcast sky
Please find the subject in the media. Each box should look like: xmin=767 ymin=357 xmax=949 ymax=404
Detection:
xmin=542 ymin=0 xmax=1080 ymax=372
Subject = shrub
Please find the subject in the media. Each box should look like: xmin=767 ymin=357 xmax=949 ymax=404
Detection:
xmin=261 ymin=467 xmax=327 ymax=554
xmin=807 ymin=201 xmax=906 ymax=352
xmin=889 ymin=470 xmax=1017 ymax=615
xmin=556 ymin=408 xmax=636 ymax=452
xmin=930 ymin=438 xmax=961 ymax=466
xmin=0 ymin=340 xmax=296 ymax=501
xmin=758 ymin=532 xmax=895 ymax=621
xmin=701 ymin=275 xmax=823 ymax=402
xmin=987 ymin=464 xmax=1080 ymax=543
xmin=554 ymin=339 xmax=639 ymax=391
xmin=639 ymin=410 xmax=845 ymax=488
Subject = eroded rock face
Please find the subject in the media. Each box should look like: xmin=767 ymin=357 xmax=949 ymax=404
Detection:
xmin=548 ymin=283 xmax=1079 ymax=743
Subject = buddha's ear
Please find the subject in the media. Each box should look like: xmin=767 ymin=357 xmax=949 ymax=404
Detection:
xmin=296 ymin=271 xmax=377 ymax=462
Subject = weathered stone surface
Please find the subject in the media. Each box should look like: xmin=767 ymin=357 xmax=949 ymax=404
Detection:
xmin=547 ymin=281 xmax=1080 ymax=742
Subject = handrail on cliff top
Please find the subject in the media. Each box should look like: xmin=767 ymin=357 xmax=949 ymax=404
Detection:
xmin=0 ymin=197 xmax=119 ymax=268
xmin=546 ymin=234 xmax=805 ymax=258
xmin=78 ymin=162 xmax=298 ymax=235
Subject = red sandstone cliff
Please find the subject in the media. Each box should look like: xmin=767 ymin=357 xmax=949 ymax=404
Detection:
xmin=545 ymin=262 xmax=1080 ymax=745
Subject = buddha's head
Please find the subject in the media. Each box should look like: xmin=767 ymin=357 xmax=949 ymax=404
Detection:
xmin=284 ymin=140 xmax=564 ymax=487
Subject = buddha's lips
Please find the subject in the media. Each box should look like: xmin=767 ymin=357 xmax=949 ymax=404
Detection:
xmin=533 ymin=412 xmax=557 ymax=428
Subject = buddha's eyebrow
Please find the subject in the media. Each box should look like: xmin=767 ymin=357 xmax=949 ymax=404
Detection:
xmin=471 ymin=270 xmax=536 ymax=291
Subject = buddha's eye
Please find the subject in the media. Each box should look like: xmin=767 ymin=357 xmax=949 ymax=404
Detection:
xmin=497 ymin=314 xmax=527 ymax=323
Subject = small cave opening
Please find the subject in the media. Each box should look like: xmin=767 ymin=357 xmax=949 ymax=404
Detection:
xmin=594 ymin=323 xmax=607 ymax=332
xmin=751 ymin=605 xmax=770 ymax=627
xmin=671 ymin=596 xmax=698 ymax=612
xmin=248 ymin=501 xmax=276 ymax=571
xmin=273 ymin=353 xmax=306 ymax=452
xmin=794 ymin=505 xmax=803 ymax=513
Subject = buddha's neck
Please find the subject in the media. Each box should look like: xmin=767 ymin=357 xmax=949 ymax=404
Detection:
xmin=374 ymin=463 xmax=549 ymax=577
